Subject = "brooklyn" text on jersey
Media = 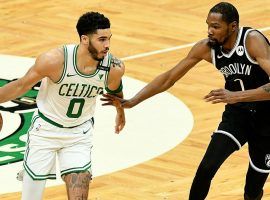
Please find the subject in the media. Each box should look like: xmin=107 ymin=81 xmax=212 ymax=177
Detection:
xmin=219 ymin=63 xmax=252 ymax=78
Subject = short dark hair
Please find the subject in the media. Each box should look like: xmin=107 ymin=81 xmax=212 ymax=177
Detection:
xmin=76 ymin=12 xmax=110 ymax=37
xmin=209 ymin=2 xmax=239 ymax=24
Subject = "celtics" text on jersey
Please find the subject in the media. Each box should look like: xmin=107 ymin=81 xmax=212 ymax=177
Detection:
xmin=59 ymin=83 xmax=103 ymax=98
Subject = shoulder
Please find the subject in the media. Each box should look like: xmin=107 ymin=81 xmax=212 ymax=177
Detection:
xmin=187 ymin=39 xmax=212 ymax=62
xmin=246 ymin=30 xmax=269 ymax=58
xmin=109 ymin=54 xmax=125 ymax=77
xmin=33 ymin=47 xmax=64 ymax=78
xmin=36 ymin=48 xmax=64 ymax=68
xmin=246 ymin=30 xmax=268 ymax=45
xmin=192 ymin=39 xmax=211 ymax=51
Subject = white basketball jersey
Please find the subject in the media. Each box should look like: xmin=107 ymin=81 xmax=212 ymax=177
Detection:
xmin=36 ymin=44 xmax=111 ymax=127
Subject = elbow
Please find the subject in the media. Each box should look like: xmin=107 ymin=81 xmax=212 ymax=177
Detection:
xmin=156 ymin=72 xmax=178 ymax=92
xmin=164 ymin=70 xmax=179 ymax=89
xmin=170 ymin=79 xmax=176 ymax=87
xmin=165 ymin=78 xmax=176 ymax=89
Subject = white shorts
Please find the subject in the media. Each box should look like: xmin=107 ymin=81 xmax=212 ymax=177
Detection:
xmin=23 ymin=113 xmax=93 ymax=180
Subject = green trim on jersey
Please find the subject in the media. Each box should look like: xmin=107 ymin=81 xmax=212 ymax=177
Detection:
xmin=73 ymin=45 xmax=100 ymax=78
xmin=56 ymin=45 xmax=68 ymax=84
xmin=105 ymin=80 xmax=123 ymax=94
xmin=104 ymin=53 xmax=112 ymax=88
xmin=23 ymin=115 xmax=39 ymax=164
xmin=38 ymin=110 xmax=75 ymax=128
xmin=23 ymin=114 xmax=57 ymax=180
xmin=24 ymin=162 xmax=56 ymax=180
xmin=38 ymin=110 xmax=93 ymax=129
xmin=60 ymin=161 xmax=91 ymax=176
xmin=38 ymin=110 xmax=65 ymax=128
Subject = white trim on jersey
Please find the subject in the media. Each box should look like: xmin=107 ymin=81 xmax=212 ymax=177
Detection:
xmin=249 ymin=157 xmax=270 ymax=173
xmin=214 ymin=130 xmax=242 ymax=150
xmin=219 ymin=27 xmax=243 ymax=59
xmin=211 ymin=48 xmax=216 ymax=67
xmin=243 ymin=29 xmax=259 ymax=65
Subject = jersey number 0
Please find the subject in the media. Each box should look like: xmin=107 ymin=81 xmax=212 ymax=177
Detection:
xmin=66 ymin=98 xmax=85 ymax=118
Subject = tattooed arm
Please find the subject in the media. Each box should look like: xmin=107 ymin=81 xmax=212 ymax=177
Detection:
xmin=106 ymin=55 xmax=125 ymax=133
xmin=106 ymin=55 xmax=125 ymax=93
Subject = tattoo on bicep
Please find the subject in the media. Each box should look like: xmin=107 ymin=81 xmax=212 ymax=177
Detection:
xmin=262 ymin=83 xmax=270 ymax=93
xmin=111 ymin=56 xmax=122 ymax=68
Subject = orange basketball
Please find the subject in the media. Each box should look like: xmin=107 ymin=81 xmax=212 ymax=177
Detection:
xmin=0 ymin=112 xmax=3 ymax=132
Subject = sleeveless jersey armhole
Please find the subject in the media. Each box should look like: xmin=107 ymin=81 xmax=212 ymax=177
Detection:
xmin=243 ymin=29 xmax=259 ymax=65
xmin=211 ymin=48 xmax=216 ymax=67
xmin=55 ymin=45 xmax=68 ymax=84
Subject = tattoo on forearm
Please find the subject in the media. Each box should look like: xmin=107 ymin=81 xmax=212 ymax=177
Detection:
xmin=262 ymin=84 xmax=270 ymax=93
xmin=111 ymin=56 xmax=122 ymax=68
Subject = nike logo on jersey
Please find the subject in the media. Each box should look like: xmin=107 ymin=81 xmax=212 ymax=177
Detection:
xmin=67 ymin=73 xmax=77 ymax=77
xmin=83 ymin=127 xmax=91 ymax=134
xmin=217 ymin=54 xmax=224 ymax=59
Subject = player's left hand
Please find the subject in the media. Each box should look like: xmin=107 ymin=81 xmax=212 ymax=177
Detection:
xmin=100 ymin=93 xmax=126 ymax=133
xmin=204 ymin=88 xmax=239 ymax=104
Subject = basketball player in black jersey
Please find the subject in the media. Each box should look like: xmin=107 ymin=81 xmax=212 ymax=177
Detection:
xmin=102 ymin=2 xmax=270 ymax=200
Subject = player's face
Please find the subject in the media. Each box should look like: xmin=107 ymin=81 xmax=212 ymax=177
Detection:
xmin=206 ymin=12 xmax=233 ymax=48
xmin=87 ymin=29 xmax=112 ymax=61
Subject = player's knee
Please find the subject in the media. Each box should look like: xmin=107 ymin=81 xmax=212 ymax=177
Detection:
xmin=62 ymin=171 xmax=92 ymax=184
xmin=63 ymin=171 xmax=92 ymax=200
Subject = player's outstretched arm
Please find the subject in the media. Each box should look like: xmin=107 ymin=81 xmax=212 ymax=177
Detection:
xmin=0 ymin=48 xmax=63 ymax=104
xmin=102 ymin=40 xmax=210 ymax=108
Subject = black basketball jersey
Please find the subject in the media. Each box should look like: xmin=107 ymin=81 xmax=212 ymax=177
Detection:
xmin=211 ymin=27 xmax=270 ymax=110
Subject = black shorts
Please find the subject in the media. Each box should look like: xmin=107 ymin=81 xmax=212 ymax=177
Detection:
xmin=214 ymin=105 xmax=270 ymax=173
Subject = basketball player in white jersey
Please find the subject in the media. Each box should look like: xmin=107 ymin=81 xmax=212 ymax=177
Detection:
xmin=102 ymin=2 xmax=270 ymax=200
xmin=0 ymin=12 xmax=125 ymax=200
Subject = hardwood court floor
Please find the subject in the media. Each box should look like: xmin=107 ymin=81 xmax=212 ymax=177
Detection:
xmin=0 ymin=0 xmax=270 ymax=199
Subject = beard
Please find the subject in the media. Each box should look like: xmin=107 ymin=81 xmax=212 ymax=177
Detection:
xmin=87 ymin=42 xmax=108 ymax=61
xmin=207 ymin=38 xmax=220 ymax=49
xmin=207 ymin=35 xmax=231 ymax=49
xmin=207 ymin=28 xmax=231 ymax=49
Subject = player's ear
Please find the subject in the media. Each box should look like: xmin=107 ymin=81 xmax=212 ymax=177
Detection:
xmin=231 ymin=21 xmax=238 ymax=32
xmin=81 ymin=35 xmax=90 ymax=45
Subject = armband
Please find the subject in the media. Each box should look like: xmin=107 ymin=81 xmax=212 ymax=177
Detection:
xmin=105 ymin=80 xmax=123 ymax=94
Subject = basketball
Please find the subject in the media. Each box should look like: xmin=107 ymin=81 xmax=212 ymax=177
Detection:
xmin=0 ymin=112 xmax=2 ymax=132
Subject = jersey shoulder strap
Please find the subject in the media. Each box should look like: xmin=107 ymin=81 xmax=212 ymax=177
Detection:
xmin=97 ymin=53 xmax=112 ymax=71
